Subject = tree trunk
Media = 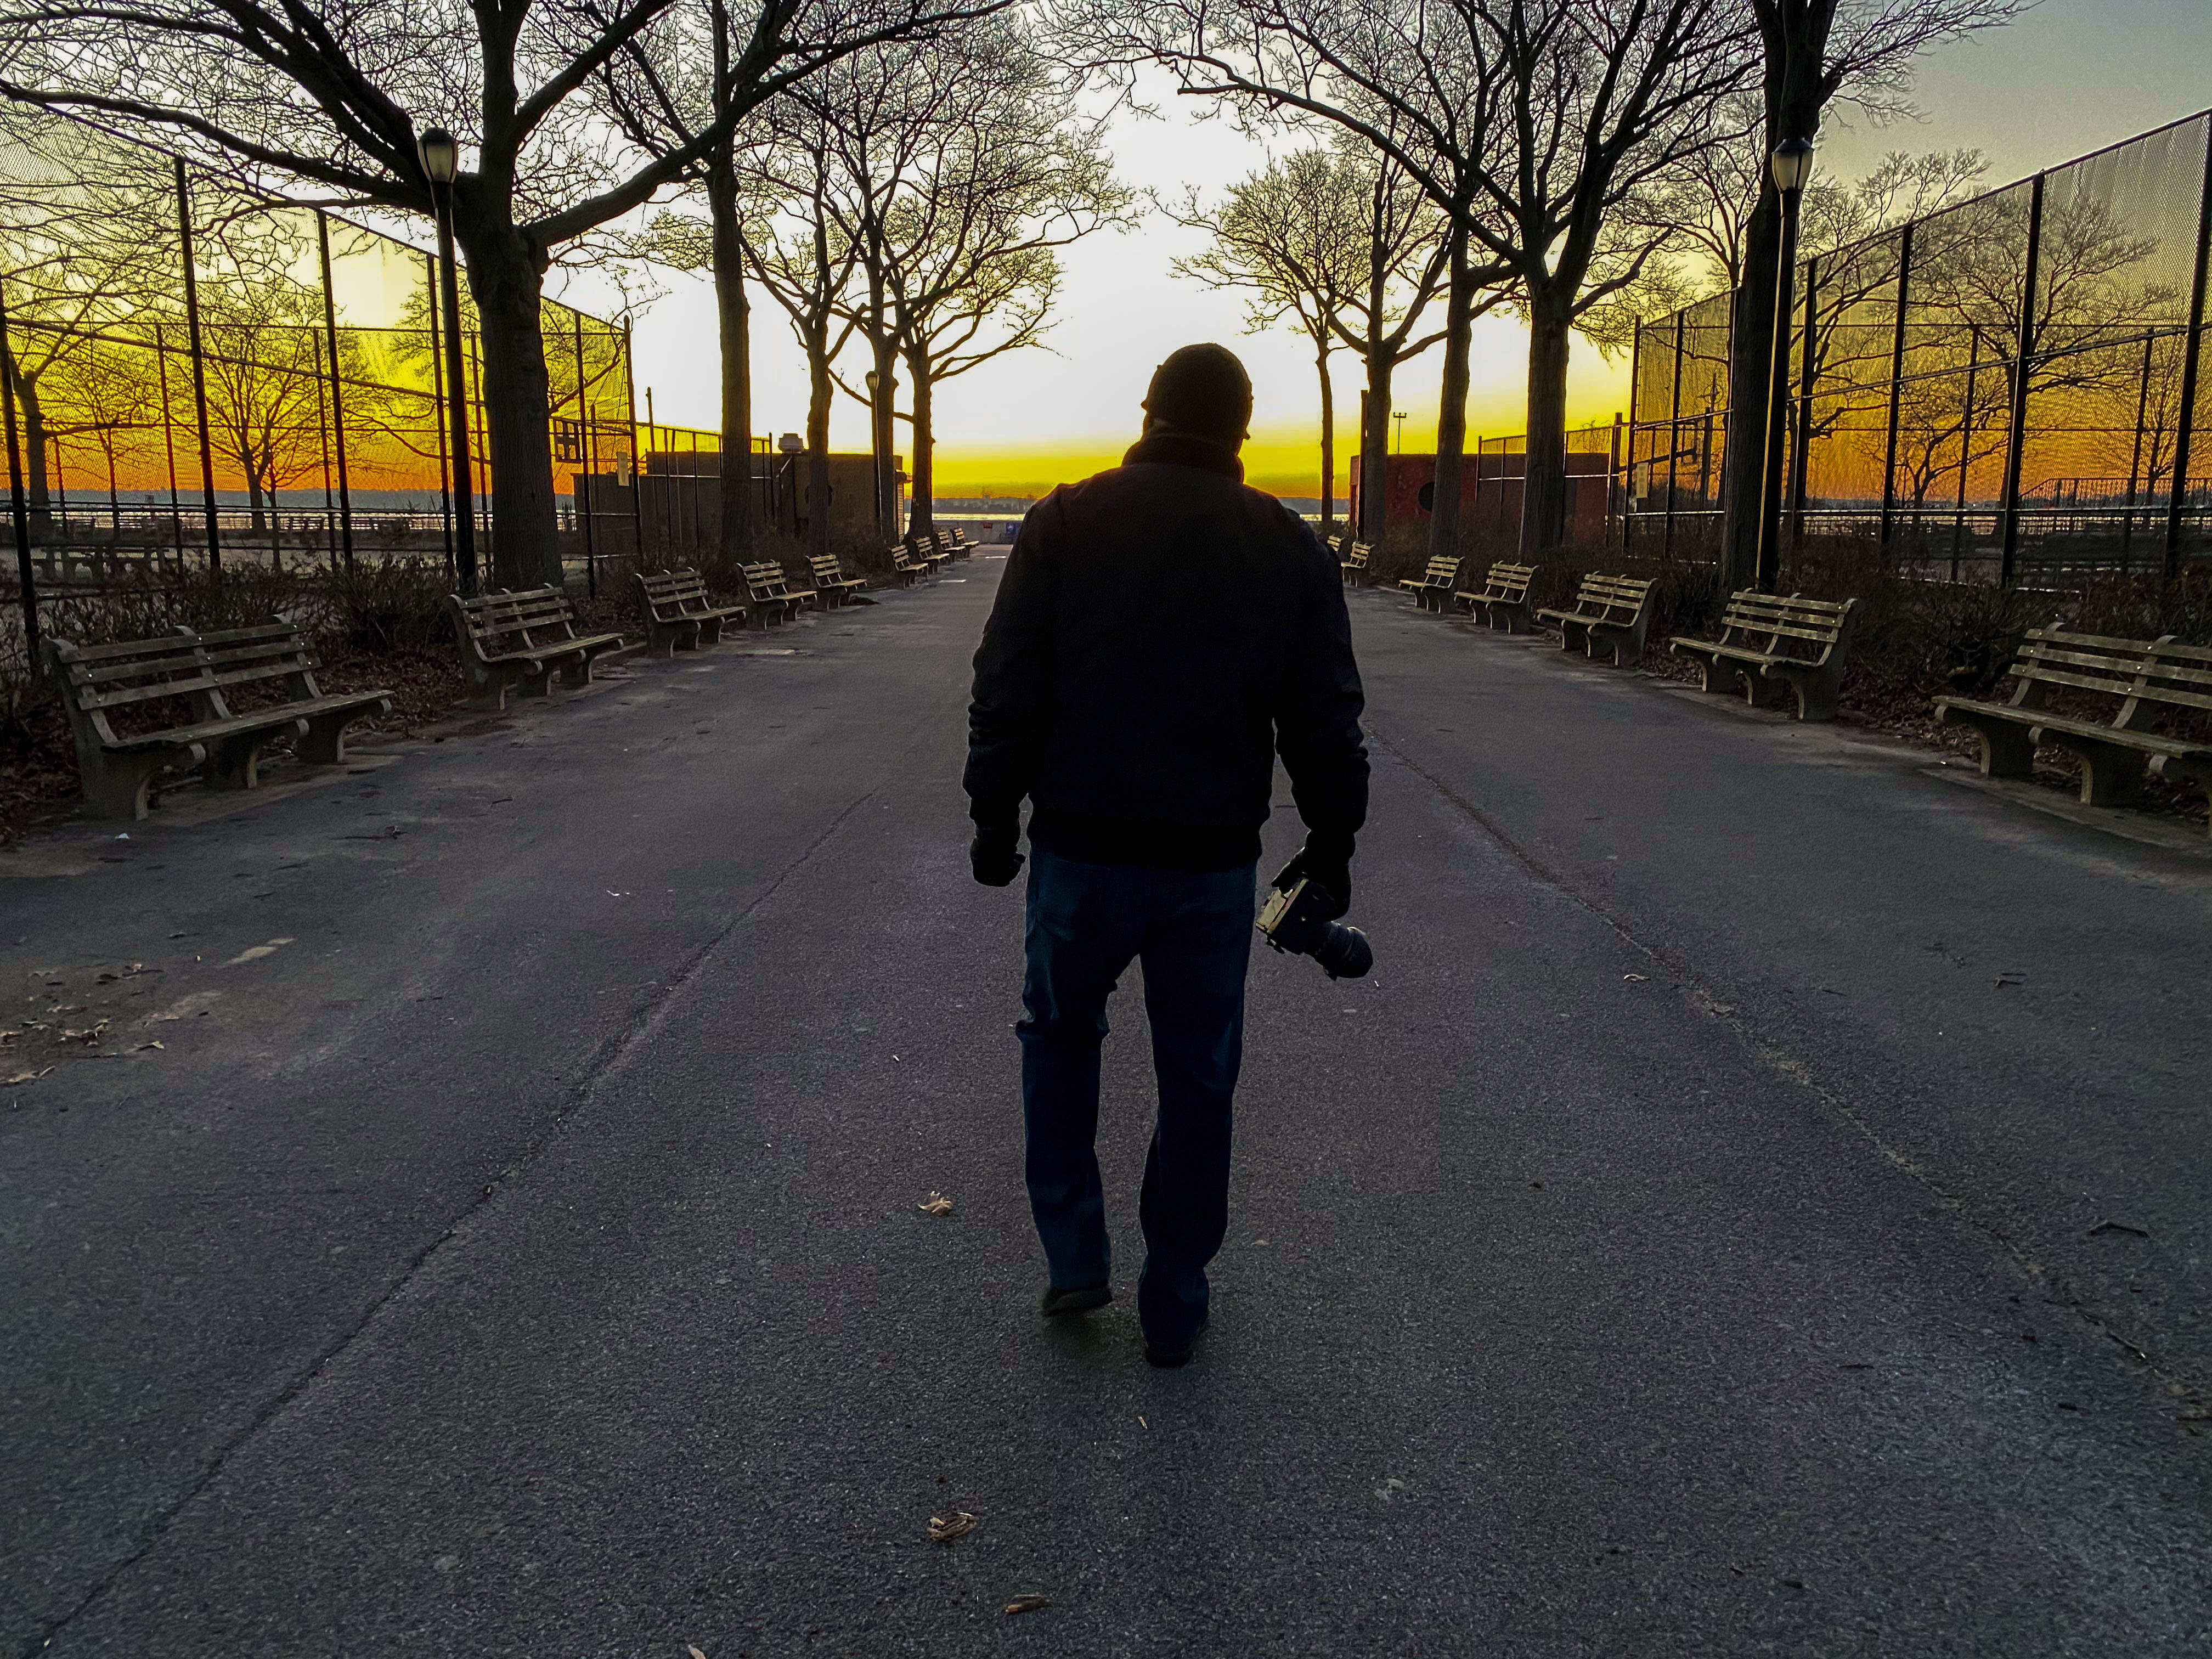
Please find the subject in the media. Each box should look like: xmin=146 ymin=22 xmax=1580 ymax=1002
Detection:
xmin=805 ymin=322 xmax=833 ymax=560
xmin=1429 ymin=227 xmax=1475 ymax=564
xmin=1720 ymin=185 xmax=1782 ymax=588
xmin=456 ymin=216 xmax=561 ymax=590
xmin=1360 ymin=348 xmax=1393 ymax=543
xmin=16 ymin=372 xmax=51 ymax=529
xmin=707 ymin=151 xmax=753 ymax=575
xmin=1727 ymin=3 xmax=1833 ymax=588
xmin=1314 ymin=335 xmax=1334 ymax=528
xmin=871 ymin=338 xmax=898 ymax=537
xmin=906 ymin=349 xmax=934 ymax=537
xmin=1519 ymin=289 xmax=1573 ymax=557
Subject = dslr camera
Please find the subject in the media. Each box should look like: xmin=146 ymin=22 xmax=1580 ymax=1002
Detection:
xmin=1257 ymin=877 xmax=1374 ymax=980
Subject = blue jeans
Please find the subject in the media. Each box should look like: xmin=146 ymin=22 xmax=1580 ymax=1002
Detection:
xmin=1018 ymin=844 xmax=1257 ymax=1347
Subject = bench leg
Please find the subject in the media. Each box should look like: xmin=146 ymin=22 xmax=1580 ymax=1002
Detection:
xmin=555 ymin=653 xmax=595 ymax=689
xmin=203 ymin=730 xmax=272 ymax=791
xmin=1556 ymin=620 xmax=1585 ymax=654
xmin=298 ymin=709 xmax=368 ymax=766
xmin=1963 ymin=720 xmax=2035 ymax=778
xmin=1778 ymin=667 xmax=1840 ymax=723
xmin=464 ymin=664 xmax=511 ymax=712
xmin=80 ymin=751 xmax=178 ymax=821
xmin=2066 ymin=740 xmax=2149 ymax=807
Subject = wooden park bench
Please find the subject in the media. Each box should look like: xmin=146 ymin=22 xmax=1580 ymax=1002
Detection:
xmin=46 ymin=622 xmax=392 ymax=820
xmin=940 ymin=526 xmax=974 ymax=558
xmin=809 ymin=554 xmax=870 ymax=608
xmin=889 ymin=541 xmax=934 ymax=585
xmin=1454 ymin=562 xmax=1539 ymax=633
xmin=634 ymin=567 xmax=748 ymax=658
xmin=907 ymin=531 xmax=955 ymax=573
xmin=1338 ymin=537 xmax=1371 ymax=586
xmin=447 ymin=587 xmax=627 ymax=712
xmin=742 ymin=560 xmax=815 ymax=626
xmin=1536 ymin=574 xmax=1657 ymax=668
xmin=1934 ymin=630 xmax=2212 ymax=829
xmin=1671 ymin=591 xmax=1861 ymax=721
xmin=1398 ymin=555 xmax=1463 ymax=613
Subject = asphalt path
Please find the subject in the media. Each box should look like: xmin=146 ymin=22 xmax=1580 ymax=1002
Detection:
xmin=3 ymin=556 xmax=2207 ymax=1657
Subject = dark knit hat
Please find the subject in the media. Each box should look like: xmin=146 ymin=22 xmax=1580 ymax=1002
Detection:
xmin=1142 ymin=343 xmax=1254 ymax=445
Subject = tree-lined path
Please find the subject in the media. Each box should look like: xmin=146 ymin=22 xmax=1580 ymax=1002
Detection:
xmin=4 ymin=562 xmax=2208 ymax=1657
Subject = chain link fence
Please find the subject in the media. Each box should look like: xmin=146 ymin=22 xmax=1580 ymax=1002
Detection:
xmin=1626 ymin=109 xmax=2212 ymax=585
xmin=0 ymin=114 xmax=640 ymax=626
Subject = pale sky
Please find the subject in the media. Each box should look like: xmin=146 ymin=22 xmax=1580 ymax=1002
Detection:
xmin=559 ymin=0 xmax=2212 ymax=500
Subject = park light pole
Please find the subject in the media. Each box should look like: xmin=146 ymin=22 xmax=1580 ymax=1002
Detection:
xmin=1754 ymin=134 xmax=1815 ymax=592
xmin=418 ymin=126 xmax=478 ymax=595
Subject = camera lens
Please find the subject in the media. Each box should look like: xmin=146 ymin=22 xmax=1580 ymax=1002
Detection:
xmin=1311 ymin=922 xmax=1373 ymax=980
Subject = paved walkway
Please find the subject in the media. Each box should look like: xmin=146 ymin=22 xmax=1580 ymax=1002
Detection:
xmin=3 ymin=562 xmax=2207 ymax=1657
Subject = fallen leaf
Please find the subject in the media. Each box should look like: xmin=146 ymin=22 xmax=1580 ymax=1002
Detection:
xmin=1622 ymin=973 xmax=1647 ymax=983
xmin=1004 ymin=1596 xmax=1051 ymax=1616
xmin=1994 ymin=972 xmax=2026 ymax=989
xmin=928 ymin=1510 xmax=978 ymax=1544
xmin=59 ymin=1021 xmax=110 ymax=1045
xmin=687 ymin=1646 xmax=708 ymax=1658
xmin=134 ymin=1041 xmax=166 ymax=1053
xmin=46 ymin=1005 xmax=86 ymax=1015
xmin=3 ymin=1068 xmax=53 ymax=1086
xmin=0 ymin=1031 xmax=14 ymax=1048
xmin=918 ymin=1192 xmax=955 ymax=1217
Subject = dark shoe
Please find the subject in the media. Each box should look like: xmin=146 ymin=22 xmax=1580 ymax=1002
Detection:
xmin=1143 ymin=1312 xmax=1209 ymax=1368
xmin=1039 ymin=1282 xmax=1112 ymax=1317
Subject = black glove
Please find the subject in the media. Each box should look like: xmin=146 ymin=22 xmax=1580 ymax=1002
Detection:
xmin=970 ymin=819 xmax=1025 ymax=887
xmin=1271 ymin=833 xmax=1353 ymax=920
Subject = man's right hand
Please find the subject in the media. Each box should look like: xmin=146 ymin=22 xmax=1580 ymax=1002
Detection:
xmin=970 ymin=823 xmax=1025 ymax=887
xmin=1271 ymin=833 xmax=1353 ymax=919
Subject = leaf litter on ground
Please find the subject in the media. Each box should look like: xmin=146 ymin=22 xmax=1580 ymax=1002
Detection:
xmin=1005 ymin=1596 xmax=1051 ymax=1616
xmin=917 ymin=1192 xmax=955 ymax=1217
xmin=928 ymin=1510 xmax=977 ymax=1544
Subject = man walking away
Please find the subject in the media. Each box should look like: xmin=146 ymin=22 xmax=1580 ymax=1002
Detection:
xmin=964 ymin=342 xmax=1369 ymax=1368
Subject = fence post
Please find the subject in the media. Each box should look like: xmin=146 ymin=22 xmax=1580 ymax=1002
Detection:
xmin=316 ymin=212 xmax=356 ymax=573
xmin=1 ymin=276 xmax=40 ymax=661
xmin=2164 ymin=122 xmax=2212 ymax=577
xmin=1609 ymin=412 xmax=1623 ymax=553
xmin=1997 ymin=173 xmax=2047 ymax=587
xmin=624 ymin=319 xmax=644 ymax=565
xmin=1879 ymin=223 xmax=1914 ymax=548
xmin=1788 ymin=256 xmax=1819 ymax=551
xmin=574 ymin=312 xmax=599 ymax=596
xmin=1663 ymin=312 xmax=1684 ymax=560
xmin=1623 ymin=322 xmax=1641 ymax=555
xmin=426 ymin=252 xmax=454 ymax=578
xmin=154 ymin=320 xmax=184 ymax=566
xmin=174 ymin=157 xmax=223 ymax=577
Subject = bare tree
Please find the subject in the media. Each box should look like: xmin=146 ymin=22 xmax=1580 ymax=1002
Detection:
xmin=1058 ymin=0 xmax=1753 ymax=558
xmin=1170 ymin=146 xmax=1370 ymax=526
xmin=0 ymin=112 xmax=179 ymax=527
xmin=741 ymin=99 xmax=865 ymax=557
xmin=1716 ymin=0 xmax=2029 ymax=586
xmin=0 ymin=0 xmax=1005 ymax=586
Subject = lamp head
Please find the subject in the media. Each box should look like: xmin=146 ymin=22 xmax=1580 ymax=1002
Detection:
xmin=1770 ymin=136 xmax=1815 ymax=195
xmin=778 ymin=432 xmax=804 ymax=454
xmin=417 ymin=127 xmax=459 ymax=187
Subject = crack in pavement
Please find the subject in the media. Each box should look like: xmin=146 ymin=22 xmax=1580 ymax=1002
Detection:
xmin=1365 ymin=719 xmax=2191 ymax=1404
xmin=19 ymin=786 xmax=879 ymax=1659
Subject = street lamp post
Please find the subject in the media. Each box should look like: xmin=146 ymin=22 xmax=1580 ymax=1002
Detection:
xmin=1754 ymin=135 xmax=1815 ymax=592
xmin=417 ymin=127 xmax=478 ymax=595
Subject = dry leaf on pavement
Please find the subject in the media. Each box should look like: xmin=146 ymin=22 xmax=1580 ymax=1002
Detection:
xmin=928 ymin=1510 xmax=978 ymax=1543
xmin=1004 ymin=1596 xmax=1051 ymax=1615
xmin=687 ymin=1646 xmax=708 ymax=1658
xmin=917 ymin=1192 xmax=955 ymax=1217
xmin=4 ymin=1068 xmax=54 ymax=1086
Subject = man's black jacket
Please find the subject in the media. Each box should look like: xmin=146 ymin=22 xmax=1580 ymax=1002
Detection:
xmin=963 ymin=432 xmax=1368 ymax=871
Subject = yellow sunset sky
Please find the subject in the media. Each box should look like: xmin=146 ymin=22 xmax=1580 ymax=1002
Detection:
xmin=572 ymin=0 xmax=2212 ymax=503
